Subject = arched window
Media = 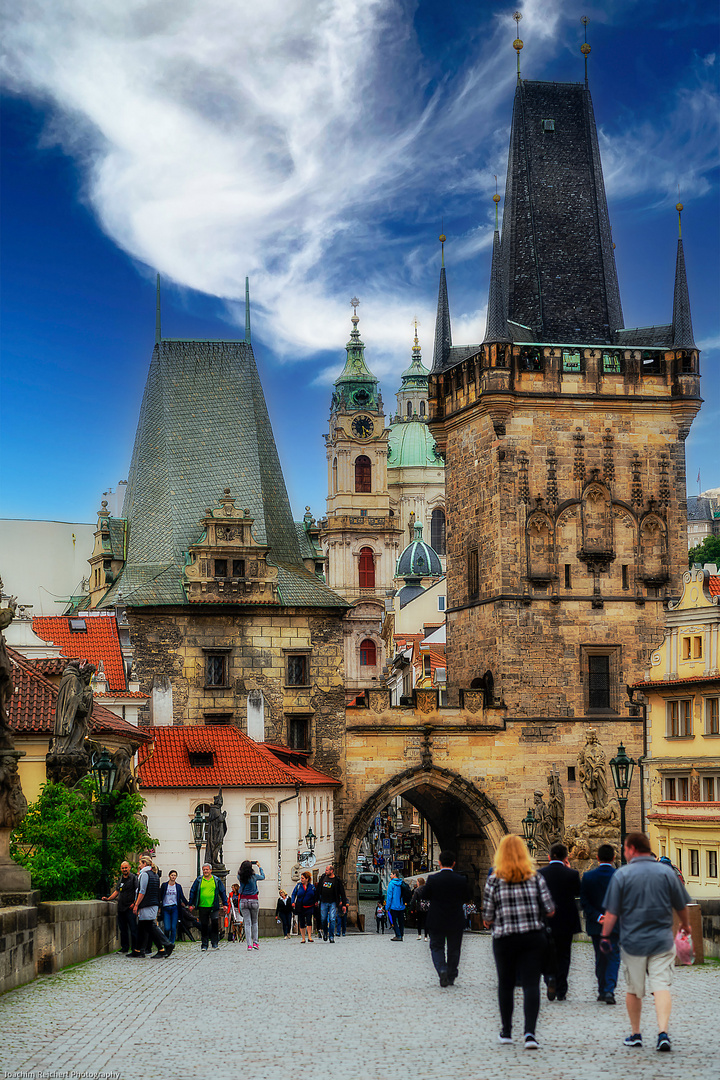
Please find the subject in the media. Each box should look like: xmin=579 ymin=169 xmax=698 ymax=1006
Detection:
xmin=420 ymin=401 xmax=426 ymax=417
xmin=431 ymin=508 xmax=446 ymax=555
xmin=360 ymin=638 xmax=377 ymax=666
xmin=332 ymin=457 xmax=338 ymax=494
xmin=359 ymin=547 xmax=375 ymax=589
xmin=407 ymin=401 xmax=413 ymax=417
xmin=193 ymin=803 xmax=212 ymax=843
xmin=250 ymin=802 xmax=270 ymax=842
xmin=355 ymin=455 xmax=371 ymax=493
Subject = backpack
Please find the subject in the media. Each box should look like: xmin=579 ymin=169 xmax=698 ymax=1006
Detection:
xmin=400 ymin=880 xmax=412 ymax=904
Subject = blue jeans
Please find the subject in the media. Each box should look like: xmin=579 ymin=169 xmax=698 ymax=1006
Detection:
xmin=320 ymin=901 xmax=337 ymax=940
xmin=591 ymin=934 xmax=620 ymax=994
xmin=335 ymin=909 xmax=347 ymax=936
xmin=162 ymin=905 xmax=179 ymax=944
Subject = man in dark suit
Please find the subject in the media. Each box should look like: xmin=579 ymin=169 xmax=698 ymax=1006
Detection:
xmin=539 ymin=842 xmax=581 ymax=1001
xmin=580 ymin=843 xmax=620 ymax=1004
xmin=421 ymin=850 xmax=471 ymax=988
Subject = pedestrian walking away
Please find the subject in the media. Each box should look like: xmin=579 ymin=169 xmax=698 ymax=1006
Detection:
xmin=102 ymin=860 xmax=138 ymax=954
xmin=483 ymin=834 xmax=555 ymax=1050
xmin=375 ymin=901 xmax=387 ymax=934
xmin=538 ymin=841 xmax=581 ymax=1001
xmin=386 ymin=869 xmax=412 ymax=941
xmin=237 ymin=860 xmax=265 ymax=950
xmin=410 ymin=877 xmax=429 ymax=940
xmin=421 ymin=851 xmax=470 ymax=987
xmin=579 ymin=843 xmax=620 ymax=1004
xmin=188 ymin=862 xmax=228 ymax=951
xmin=600 ymin=831 xmax=692 ymax=1054
xmin=316 ymin=865 xmax=348 ymax=942
xmin=276 ymin=889 xmax=293 ymax=938
xmin=159 ymin=869 xmax=189 ymax=945
xmin=130 ymin=855 xmax=174 ymax=958
xmin=291 ymin=872 xmax=317 ymax=942
xmin=227 ymin=884 xmax=243 ymax=942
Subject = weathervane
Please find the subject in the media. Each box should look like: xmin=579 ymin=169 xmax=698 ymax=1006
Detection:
xmin=513 ymin=12 xmax=523 ymax=83
xmin=581 ymin=16 xmax=591 ymax=84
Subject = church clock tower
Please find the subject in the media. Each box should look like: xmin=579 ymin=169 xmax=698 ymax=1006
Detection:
xmin=321 ymin=299 xmax=402 ymax=699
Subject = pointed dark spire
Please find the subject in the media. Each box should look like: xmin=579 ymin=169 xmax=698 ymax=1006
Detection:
xmin=431 ymin=237 xmax=452 ymax=372
xmin=155 ymin=274 xmax=161 ymax=345
xmin=483 ymin=194 xmax=511 ymax=344
xmin=245 ymin=277 xmax=251 ymax=344
xmin=672 ymin=206 xmax=695 ymax=348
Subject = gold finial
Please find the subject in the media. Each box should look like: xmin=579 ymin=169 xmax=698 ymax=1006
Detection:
xmin=513 ymin=12 xmax=523 ymax=82
xmin=493 ymin=174 xmax=501 ymax=229
xmin=439 ymin=230 xmax=446 ymax=268
xmin=676 ymin=201 xmax=683 ymax=238
xmin=581 ymin=17 xmax=590 ymax=82
xmin=412 ymin=317 xmax=421 ymax=355
xmin=350 ymin=295 xmax=360 ymax=326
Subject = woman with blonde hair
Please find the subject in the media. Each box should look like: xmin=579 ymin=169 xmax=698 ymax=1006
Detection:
xmin=482 ymin=834 xmax=555 ymax=1050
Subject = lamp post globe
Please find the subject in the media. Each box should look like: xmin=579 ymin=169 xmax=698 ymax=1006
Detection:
xmin=190 ymin=809 xmax=206 ymax=878
xmin=305 ymin=827 xmax=316 ymax=853
xmin=521 ymin=807 xmax=538 ymax=856
xmin=610 ymin=742 xmax=636 ymax=864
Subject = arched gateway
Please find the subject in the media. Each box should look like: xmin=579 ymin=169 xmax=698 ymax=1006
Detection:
xmin=339 ymin=765 xmax=508 ymax=906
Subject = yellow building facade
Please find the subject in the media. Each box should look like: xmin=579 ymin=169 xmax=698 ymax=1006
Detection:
xmin=639 ymin=568 xmax=720 ymax=899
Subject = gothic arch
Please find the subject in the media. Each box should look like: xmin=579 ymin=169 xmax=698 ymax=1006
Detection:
xmin=339 ymin=765 xmax=508 ymax=889
xmin=580 ymin=479 xmax=613 ymax=555
xmin=638 ymin=512 xmax=668 ymax=584
xmin=525 ymin=509 xmax=555 ymax=581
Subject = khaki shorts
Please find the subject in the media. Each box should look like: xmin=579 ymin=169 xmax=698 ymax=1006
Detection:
xmin=621 ymin=946 xmax=675 ymax=997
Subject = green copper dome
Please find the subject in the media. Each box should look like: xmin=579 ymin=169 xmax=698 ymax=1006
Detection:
xmin=387 ymin=420 xmax=440 ymax=468
xmin=396 ymin=523 xmax=442 ymax=578
xmin=330 ymin=301 xmax=380 ymax=413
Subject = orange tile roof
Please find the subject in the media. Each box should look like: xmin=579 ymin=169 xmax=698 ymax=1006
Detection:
xmin=709 ymin=575 xmax=720 ymax=597
xmin=95 ymin=691 xmax=148 ymax=699
xmin=33 ymin=613 xmax=127 ymax=691
xmin=632 ymin=675 xmax=720 ymax=690
xmin=138 ymin=725 xmax=340 ymax=789
xmin=7 ymin=648 xmax=151 ymax=743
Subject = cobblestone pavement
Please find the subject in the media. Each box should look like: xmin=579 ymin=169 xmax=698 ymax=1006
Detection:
xmin=1 ymin=933 xmax=717 ymax=1080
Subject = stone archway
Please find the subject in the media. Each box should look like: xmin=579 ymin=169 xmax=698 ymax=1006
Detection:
xmin=339 ymin=766 xmax=508 ymax=906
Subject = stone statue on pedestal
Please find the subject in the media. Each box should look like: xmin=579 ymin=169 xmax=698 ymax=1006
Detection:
xmin=46 ymin=660 xmax=96 ymax=785
xmin=204 ymin=789 xmax=227 ymax=870
xmin=0 ymin=585 xmax=18 ymax=752
xmin=0 ymin=583 xmax=31 ymax=892
xmin=546 ymin=769 xmax=565 ymax=844
xmin=577 ymin=727 xmax=609 ymax=810
xmin=565 ymin=729 xmax=619 ymax=870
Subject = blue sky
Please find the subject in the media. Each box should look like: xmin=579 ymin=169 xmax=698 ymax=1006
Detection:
xmin=1 ymin=0 xmax=718 ymax=527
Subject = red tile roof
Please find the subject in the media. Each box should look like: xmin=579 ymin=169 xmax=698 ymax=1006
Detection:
xmin=6 ymin=648 xmax=151 ymax=743
xmin=26 ymin=658 xmax=67 ymax=677
xmin=632 ymin=675 xmax=720 ymax=690
xmin=32 ymin=613 xmax=127 ymax=691
xmin=138 ymin=725 xmax=340 ymax=789
xmin=95 ymin=691 xmax=148 ymax=700
xmin=709 ymin=575 xmax=720 ymax=597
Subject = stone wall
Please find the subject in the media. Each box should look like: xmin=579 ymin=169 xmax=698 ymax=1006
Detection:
xmin=127 ymin=606 xmax=346 ymax=777
xmin=0 ymin=904 xmax=37 ymax=994
xmin=35 ymin=900 xmax=118 ymax=974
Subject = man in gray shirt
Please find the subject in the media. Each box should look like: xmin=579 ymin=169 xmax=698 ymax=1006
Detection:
xmin=601 ymin=831 xmax=691 ymax=1054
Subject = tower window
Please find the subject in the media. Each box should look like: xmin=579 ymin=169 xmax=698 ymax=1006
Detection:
xmin=232 ymin=559 xmax=246 ymax=578
xmin=360 ymin=638 xmax=377 ymax=666
xmin=214 ymin=559 xmax=227 ymax=578
xmin=287 ymin=655 xmax=309 ymax=686
xmin=407 ymin=401 xmax=413 ymax=417
xmin=562 ymin=351 xmax=581 ymax=373
xmin=431 ymin=508 xmax=446 ymax=555
xmin=468 ymin=549 xmax=479 ymax=599
xmin=588 ymin=654 xmax=610 ymax=710
xmin=621 ymin=565 xmax=628 ymax=590
xmin=332 ymin=457 xmax=338 ymax=494
xmin=564 ymin=564 xmax=571 ymax=589
xmin=355 ymin=455 xmax=371 ymax=493
xmin=249 ymin=802 xmax=270 ymax=842
xmin=359 ymin=547 xmax=375 ymax=589
xmin=420 ymin=401 xmax=426 ymax=417
xmin=205 ymin=654 xmax=228 ymax=687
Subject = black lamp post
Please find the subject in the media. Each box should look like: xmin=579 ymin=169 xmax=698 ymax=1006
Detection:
xmin=521 ymin=807 xmax=538 ymax=855
xmin=610 ymin=742 xmax=636 ymax=865
xmin=91 ymin=747 xmax=117 ymax=898
xmin=190 ymin=809 xmax=206 ymax=879
xmin=305 ymin=827 xmax=316 ymax=854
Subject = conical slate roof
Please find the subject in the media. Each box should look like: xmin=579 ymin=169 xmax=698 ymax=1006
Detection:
xmin=102 ymin=339 xmax=345 ymax=608
xmin=672 ymin=237 xmax=696 ymax=348
xmin=483 ymin=228 xmax=511 ymax=344
xmin=431 ymin=266 xmax=452 ymax=373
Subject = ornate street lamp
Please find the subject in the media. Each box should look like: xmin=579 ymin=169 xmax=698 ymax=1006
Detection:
xmin=91 ymin=748 xmax=117 ymax=898
xmin=305 ymin=827 xmax=317 ymax=854
xmin=190 ymin=808 xmax=206 ymax=879
xmin=521 ymin=807 xmax=538 ymax=855
xmin=610 ymin=742 xmax=636 ymax=864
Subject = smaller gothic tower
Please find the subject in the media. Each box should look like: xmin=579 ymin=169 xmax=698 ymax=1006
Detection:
xmin=320 ymin=300 xmax=403 ymax=699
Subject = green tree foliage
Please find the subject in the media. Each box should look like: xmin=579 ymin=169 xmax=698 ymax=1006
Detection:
xmin=688 ymin=534 xmax=720 ymax=568
xmin=10 ymin=778 xmax=156 ymax=900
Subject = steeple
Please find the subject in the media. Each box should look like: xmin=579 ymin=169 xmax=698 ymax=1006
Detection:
xmin=155 ymin=274 xmax=162 ymax=345
xmin=431 ymin=236 xmax=452 ymax=372
xmin=331 ymin=298 xmax=380 ymax=413
xmin=483 ymin=193 xmax=510 ymax=344
xmin=245 ymin=277 xmax=251 ymax=344
xmin=672 ymin=204 xmax=696 ymax=349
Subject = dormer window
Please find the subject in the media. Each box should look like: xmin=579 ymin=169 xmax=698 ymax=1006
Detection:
xmin=214 ymin=559 xmax=228 ymax=578
xmin=188 ymin=751 xmax=214 ymax=768
xmin=232 ymin=559 xmax=246 ymax=578
xmin=542 ymin=118 xmax=555 ymax=132
xmin=69 ymin=618 xmax=87 ymax=633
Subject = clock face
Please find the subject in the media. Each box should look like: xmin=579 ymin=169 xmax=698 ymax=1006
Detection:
xmin=352 ymin=415 xmax=374 ymax=440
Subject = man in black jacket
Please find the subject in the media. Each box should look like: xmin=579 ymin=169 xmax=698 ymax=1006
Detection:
xmin=539 ymin=842 xmax=581 ymax=1001
xmin=421 ymin=850 xmax=471 ymax=988
xmin=579 ymin=843 xmax=620 ymax=1003
xmin=316 ymin=865 xmax=348 ymax=942
xmin=102 ymin=861 xmax=138 ymax=953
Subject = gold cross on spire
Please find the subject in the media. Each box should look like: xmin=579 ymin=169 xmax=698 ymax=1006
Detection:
xmin=350 ymin=296 xmax=360 ymax=315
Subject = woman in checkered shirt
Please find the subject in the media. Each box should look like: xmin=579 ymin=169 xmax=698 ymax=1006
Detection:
xmin=483 ymin=835 xmax=555 ymax=1050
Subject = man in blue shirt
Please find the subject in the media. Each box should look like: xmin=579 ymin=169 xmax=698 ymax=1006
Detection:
xmin=601 ymin=832 xmax=691 ymax=1053
xmin=580 ymin=843 xmax=620 ymax=1003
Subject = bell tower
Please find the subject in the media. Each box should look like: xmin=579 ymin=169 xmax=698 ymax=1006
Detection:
xmin=320 ymin=299 xmax=403 ymax=699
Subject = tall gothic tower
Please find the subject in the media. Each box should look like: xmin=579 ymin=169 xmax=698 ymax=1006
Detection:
xmin=320 ymin=300 xmax=403 ymax=699
xmin=429 ymin=61 xmax=701 ymax=717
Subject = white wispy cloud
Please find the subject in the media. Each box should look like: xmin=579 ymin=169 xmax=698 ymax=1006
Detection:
xmin=1 ymin=0 xmax=716 ymax=379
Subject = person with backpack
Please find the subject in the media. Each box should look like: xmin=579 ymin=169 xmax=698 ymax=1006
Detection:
xmin=410 ymin=876 xmax=429 ymax=941
xmin=385 ymin=870 xmax=412 ymax=941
